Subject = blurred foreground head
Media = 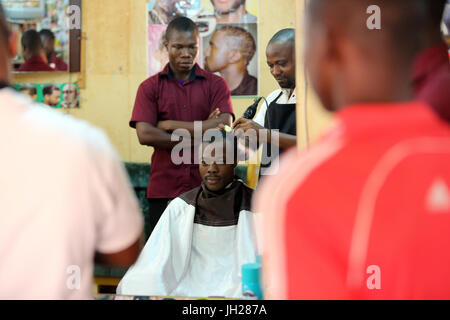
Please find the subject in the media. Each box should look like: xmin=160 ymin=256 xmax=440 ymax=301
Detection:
xmin=305 ymin=0 xmax=427 ymax=111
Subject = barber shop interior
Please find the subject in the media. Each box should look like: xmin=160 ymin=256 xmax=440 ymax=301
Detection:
xmin=1 ymin=0 xmax=450 ymax=306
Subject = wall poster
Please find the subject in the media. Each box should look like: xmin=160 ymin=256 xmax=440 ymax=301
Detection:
xmin=147 ymin=0 xmax=259 ymax=97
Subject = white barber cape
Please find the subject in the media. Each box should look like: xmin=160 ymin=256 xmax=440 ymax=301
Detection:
xmin=117 ymin=181 xmax=258 ymax=298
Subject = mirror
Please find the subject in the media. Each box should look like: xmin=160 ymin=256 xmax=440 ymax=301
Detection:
xmin=2 ymin=0 xmax=81 ymax=73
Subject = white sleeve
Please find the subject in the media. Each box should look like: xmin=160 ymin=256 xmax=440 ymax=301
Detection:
xmin=253 ymin=101 xmax=267 ymax=127
xmin=86 ymin=129 xmax=144 ymax=254
xmin=253 ymin=90 xmax=281 ymax=127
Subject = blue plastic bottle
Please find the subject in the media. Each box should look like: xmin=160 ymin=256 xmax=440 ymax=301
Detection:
xmin=241 ymin=263 xmax=263 ymax=300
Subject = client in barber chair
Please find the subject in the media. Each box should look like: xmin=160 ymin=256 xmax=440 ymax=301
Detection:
xmin=117 ymin=129 xmax=258 ymax=298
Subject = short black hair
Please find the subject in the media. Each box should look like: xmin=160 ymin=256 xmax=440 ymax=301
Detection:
xmin=39 ymin=29 xmax=55 ymax=41
xmin=201 ymin=129 xmax=240 ymax=163
xmin=268 ymin=28 xmax=295 ymax=46
xmin=165 ymin=16 xmax=199 ymax=42
xmin=21 ymin=29 xmax=42 ymax=52
xmin=43 ymin=85 xmax=59 ymax=96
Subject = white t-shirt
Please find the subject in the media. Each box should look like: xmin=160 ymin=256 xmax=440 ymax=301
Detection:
xmin=253 ymin=88 xmax=297 ymax=127
xmin=0 ymin=89 xmax=143 ymax=299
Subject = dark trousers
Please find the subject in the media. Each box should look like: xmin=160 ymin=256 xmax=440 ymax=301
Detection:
xmin=146 ymin=198 xmax=173 ymax=238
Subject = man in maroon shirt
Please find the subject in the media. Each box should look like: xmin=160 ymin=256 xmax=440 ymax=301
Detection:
xmin=130 ymin=17 xmax=234 ymax=236
xmin=16 ymin=29 xmax=54 ymax=72
xmin=412 ymin=0 xmax=450 ymax=122
xmin=40 ymin=29 xmax=68 ymax=71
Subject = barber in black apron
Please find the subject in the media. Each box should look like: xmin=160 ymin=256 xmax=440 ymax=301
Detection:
xmin=260 ymin=91 xmax=297 ymax=176
xmin=231 ymin=27 xmax=297 ymax=182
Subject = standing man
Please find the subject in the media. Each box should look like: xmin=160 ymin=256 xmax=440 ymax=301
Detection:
xmin=0 ymin=3 xmax=143 ymax=299
xmin=40 ymin=29 xmax=68 ymax=71
xmin=130 ymin=17 xmax=233 ymax=236
xmin=233 ymin=28 xmax=297 ymax=177
xmin=412 ymin=0 xmax=450 ymax=122
xmin=211 ymin=0 xmax=257 ymax=24
xmin=117 ymin=130 xmax=257 ymax=298
xmin=255 ymin=0 xmax=450 ymax=299
xmin=204 ymin=26 xmax=257 ymax=96
xmin=43 ymin=85 xmax=61 ymax=107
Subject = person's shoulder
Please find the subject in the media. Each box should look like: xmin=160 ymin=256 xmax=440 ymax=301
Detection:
xmin=196 ymin=65 xmax=227 ymax=84
xmin=266 ymin=88 xmax=282 ymax=102
xmin=15 ymin=93 xmax=116 ymax=158
xmin=239 ymin=180 xmax=254 ymax=196
xmin=140 ymin=72 xmax=161 ymax=87
xmin=178 ymin=185 xmax=202 ymax=207
xmin=239 ymin=181 xmax=254 ymax=211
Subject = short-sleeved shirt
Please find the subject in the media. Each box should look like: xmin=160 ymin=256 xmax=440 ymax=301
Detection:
xmin=0 ymin=89 xmax=143 ymax=299
xmin=130 ymin=63 xmax=234 ymax=199
xmin=254 ymin=102 xmax=450 ymax=299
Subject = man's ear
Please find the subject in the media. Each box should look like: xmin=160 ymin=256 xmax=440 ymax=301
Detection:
xmin=227 ymin=50 xmax=242 ymax=64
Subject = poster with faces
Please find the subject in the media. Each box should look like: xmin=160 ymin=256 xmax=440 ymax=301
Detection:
xmin=148 ymin=0 xmax=259 ymax=97
xmin=13 ymin=82 xmax=80 ymax=109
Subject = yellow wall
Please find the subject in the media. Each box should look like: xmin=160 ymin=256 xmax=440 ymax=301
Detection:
xmin=12 ymin=0 xmax=297 ymax=163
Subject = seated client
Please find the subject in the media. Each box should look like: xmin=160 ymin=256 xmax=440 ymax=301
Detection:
xmin=117 ymin=129 xmax=258 ymax=298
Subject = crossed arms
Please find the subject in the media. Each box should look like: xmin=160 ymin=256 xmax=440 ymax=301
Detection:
xmin=136 ymin=108 xmax=233 ymax=150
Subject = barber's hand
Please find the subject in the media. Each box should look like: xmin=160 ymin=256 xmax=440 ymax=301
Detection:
xmin=232 ymin=118 xmax=265 ymax=133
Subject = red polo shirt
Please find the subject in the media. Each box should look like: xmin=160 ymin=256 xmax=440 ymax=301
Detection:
xmin=130 ymin=63 xmax=234 ymax=199
xmin=255 ymin=102 xmax=450 ymax=299
xmin=412 ymin=43 xmax=450 ymax=122
xmin=16 ymin=56 xmax=55 ymax=72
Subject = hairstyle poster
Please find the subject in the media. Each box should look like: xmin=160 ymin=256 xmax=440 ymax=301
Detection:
xmin=147 ymin=0 xmax=259 ymax=97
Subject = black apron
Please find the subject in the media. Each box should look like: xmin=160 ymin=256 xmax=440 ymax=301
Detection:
xmin=260 ymin=91 xmax=296 ymax=175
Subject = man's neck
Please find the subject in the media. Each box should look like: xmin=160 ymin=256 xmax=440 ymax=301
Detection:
xmin=215 ymin=5 xmax=246 ymax=24
xmin=170 ymin=64 xmax=194 ymax=81
xmin=420 ymin=28 xmax=445 ymax=50
xmin=220 ymin=66 xmax=245 ymax=91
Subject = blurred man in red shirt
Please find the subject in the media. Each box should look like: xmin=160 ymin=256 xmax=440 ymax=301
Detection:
xmin=255 ymin=0 xmax=450 ymax=299
xmin=412 ymin=0 xmax=450 ymax=122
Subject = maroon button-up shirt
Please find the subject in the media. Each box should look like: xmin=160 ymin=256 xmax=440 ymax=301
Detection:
xmin=412 ymin=43 xmax=450 ymax=122
xmin=130 ymin=63 xmax=234 ymax=199
xmin=16 ymin=56 xmax=55 ymax=72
